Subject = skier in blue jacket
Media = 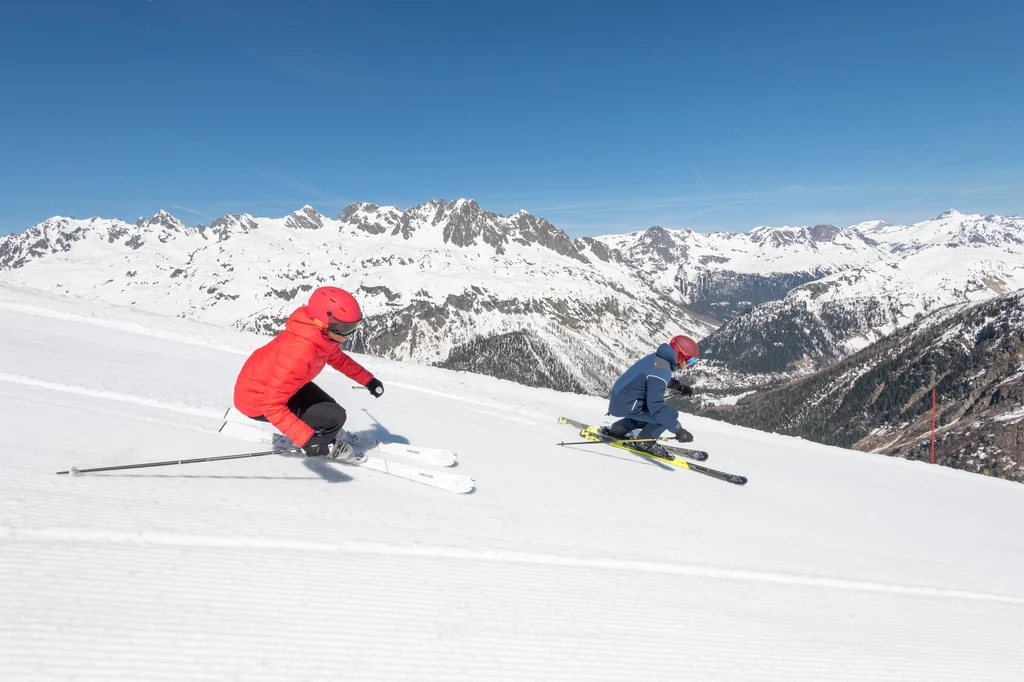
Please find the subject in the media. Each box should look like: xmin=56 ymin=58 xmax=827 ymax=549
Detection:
xmin=601 ymin=335 xmax=700 ymax=455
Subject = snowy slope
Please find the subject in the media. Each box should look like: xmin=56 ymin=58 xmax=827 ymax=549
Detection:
xmin=2 ymin=284 xmax=1023 ymax=681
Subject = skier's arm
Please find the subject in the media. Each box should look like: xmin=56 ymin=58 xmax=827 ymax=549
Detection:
xmin=326 ymin=347 xmax=374 ymax=386
xmin=261 ymin=357 xmax=315 ymax=447
xmin=645 ymin=375 xmax=680 ymax=431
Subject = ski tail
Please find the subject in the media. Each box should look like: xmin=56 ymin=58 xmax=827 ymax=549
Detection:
xmin=660 ymin=444 xmax=710 ymax=462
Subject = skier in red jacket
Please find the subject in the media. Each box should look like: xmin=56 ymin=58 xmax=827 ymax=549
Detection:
xmin=233 ymin=286 xmax=384 ymax=461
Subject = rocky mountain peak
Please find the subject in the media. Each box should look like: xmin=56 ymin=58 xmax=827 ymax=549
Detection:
xmin=285 ymin=205 xmax=325 ymax=230
xmin=337 ymin=203 xmax=377 ymax=222
xmin=146 ymin=210 xmax=187 ymax=232
xmin=809 ymin=224 xmax=841 ymax=242
xmin=209 ymin=213 xmax=260 ymax=241
xmin=509 ymin=211 xmax=589 ymax=263
xmin=438 ymin=198 xmax=506 ymax=251
xmin=337 ymin=203 xmax=398 ymax=236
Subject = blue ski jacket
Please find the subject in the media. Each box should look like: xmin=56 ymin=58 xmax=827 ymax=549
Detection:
xmin=607 ymin=343 xmax=679 ymax=431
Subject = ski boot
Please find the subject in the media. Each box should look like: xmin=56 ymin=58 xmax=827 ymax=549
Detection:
xmin=597 ymin=426 xmax=630 ymax=442
xmin=328 ymin=440 xmax=366 ymax=464
xmin=330 ymin=431 xmax=366 ymax=463
xmin=628 ymin=440 xmax=671 ymax=459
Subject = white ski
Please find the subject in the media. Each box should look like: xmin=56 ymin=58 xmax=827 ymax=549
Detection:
xmin=217 ymin=408 xmax=472 ymax=492
xmin=344 ymin=454 xmax=475 ymax=494
xmin=351 ymin=439 xmax=457 ymax=467
xmin=218 ymin=408 xmax=458 ymax=467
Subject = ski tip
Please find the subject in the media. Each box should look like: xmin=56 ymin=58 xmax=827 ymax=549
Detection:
xmin=729 ymin=475 xmax=748 ymax=485
xmin=452 ymin=476 xmax=476 ymax=494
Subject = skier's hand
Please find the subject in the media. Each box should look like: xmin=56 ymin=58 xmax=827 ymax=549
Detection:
xmin=673 ymin=423 xmax=694 ymax=443
xmin=302 ymin=432 xmax=334 ymax=457
xmin=668 ymin=378 xmax=694 ymax=396
xmin=366 ymin=378 xmax=384 ymax=398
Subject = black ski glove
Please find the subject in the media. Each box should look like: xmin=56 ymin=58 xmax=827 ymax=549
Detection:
xmin=673 ymin=423 xmax=694 ymax=443
xmin=302 ymin=431 xmax=334 ymax=457
xmin=668 ymin=378 xmax=694 ymax=396
xmin=366 ymin=377 xmax=384 ymax=398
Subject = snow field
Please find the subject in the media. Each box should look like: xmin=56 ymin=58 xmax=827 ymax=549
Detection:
xmin=1 ymin=285 xmax=1023 ymax=680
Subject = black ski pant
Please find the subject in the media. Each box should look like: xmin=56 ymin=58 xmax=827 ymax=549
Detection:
xmin=251 ymin=382 xmax=347 ymax=445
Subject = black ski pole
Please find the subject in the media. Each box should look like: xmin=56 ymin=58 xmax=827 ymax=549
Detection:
xmin=56 ymin=447 xmax=302 ymax=476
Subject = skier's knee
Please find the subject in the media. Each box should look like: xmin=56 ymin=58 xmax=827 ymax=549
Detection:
xmin=305 ymin=402 xmax=347 ymax=439
xmin=328 ymin=404 xmax=347 ymax=430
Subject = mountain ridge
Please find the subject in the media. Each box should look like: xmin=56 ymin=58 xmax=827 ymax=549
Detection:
xmin=4 ymin=201 xmax=1022 ymax=399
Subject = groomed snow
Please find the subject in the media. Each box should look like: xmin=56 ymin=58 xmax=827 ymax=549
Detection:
xmin=2 ymin=283 xmax=1023 ymax=681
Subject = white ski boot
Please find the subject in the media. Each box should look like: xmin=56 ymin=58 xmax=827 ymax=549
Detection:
xmin=330 ymin=431 xmax=366 ymax=463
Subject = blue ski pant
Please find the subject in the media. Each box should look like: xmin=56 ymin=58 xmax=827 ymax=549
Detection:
xmin=610 ymin=413 xmax=669 ymax=440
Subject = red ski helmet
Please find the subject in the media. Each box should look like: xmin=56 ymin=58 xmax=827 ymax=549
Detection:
xmin=670 ymin=335 xmax=699 ymax=366
xmin=307 ymin=286 xmax=363 ymax=336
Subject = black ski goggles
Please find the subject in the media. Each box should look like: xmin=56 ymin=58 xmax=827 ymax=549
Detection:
xmin=326 ymin=318 xmax=363 ymax=336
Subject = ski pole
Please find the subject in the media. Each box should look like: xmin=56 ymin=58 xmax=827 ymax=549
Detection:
xmin=558 ymin=437 xmax=674 ymax=447
xmin=56 ymin=447 xmax=302 ymax=476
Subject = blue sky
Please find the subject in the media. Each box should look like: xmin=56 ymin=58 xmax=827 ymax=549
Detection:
xmin=2 ymin=0 xmax=1022 ymax=236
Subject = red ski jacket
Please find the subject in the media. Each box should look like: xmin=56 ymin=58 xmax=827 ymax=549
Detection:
xmin=233 ymin=306 xmax=373 ymax=446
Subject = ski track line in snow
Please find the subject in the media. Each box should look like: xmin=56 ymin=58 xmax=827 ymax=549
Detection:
xmin=5 ymin=526 xmax=1023 ymax=607
xmin=0 ymin=298 xmax=248 ymax=356
xmin=1 ymin=299 xmax=569 ymax=428
xmin=0 ymin=373 xmax=221 ymax=419
xmin=0 ymin=371 xmax=544 ymax=429
xmin=386 ymin=380 xmax=550 ymax=424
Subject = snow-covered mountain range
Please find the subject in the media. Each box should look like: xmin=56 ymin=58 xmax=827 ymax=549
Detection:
xmin=594 ymin=220 xmax=891 ymax=320
xmin=0 ymin=200 xmax=713 ymax=394
xmin=700 ymin=210 xmax=1024 ymax=374
xmin=2 ymin=201 xmax=1022 ymax=395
